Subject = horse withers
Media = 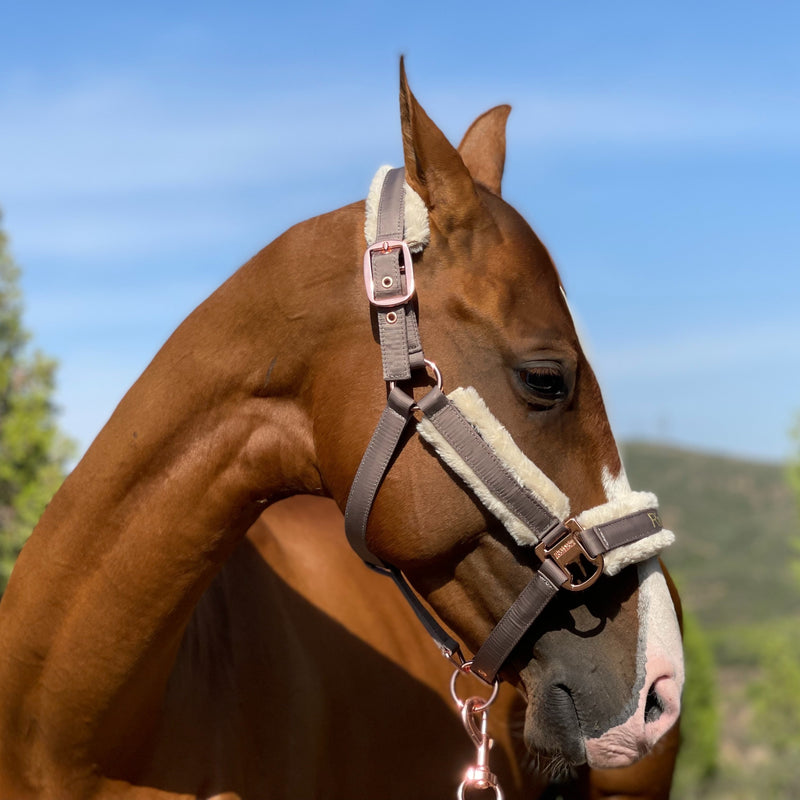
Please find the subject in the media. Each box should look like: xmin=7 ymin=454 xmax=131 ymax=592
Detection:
xmin=0 ymin=63 xmax=683 ymax=799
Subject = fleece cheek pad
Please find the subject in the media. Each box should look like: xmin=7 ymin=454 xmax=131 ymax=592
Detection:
xmin=417 ymin=386 xmax=674 ymax=576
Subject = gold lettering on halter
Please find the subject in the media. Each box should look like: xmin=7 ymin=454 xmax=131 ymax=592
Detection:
xmin=553 ymin=538 xmax=579 ymax=561
xmin=648 ymin=511 xmax=662 ymax=529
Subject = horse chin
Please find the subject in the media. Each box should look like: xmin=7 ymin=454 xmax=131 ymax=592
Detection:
xmin=521 ymin=749 xmax=581 ymax=785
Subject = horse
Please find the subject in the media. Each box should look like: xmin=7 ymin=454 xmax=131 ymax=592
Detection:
xmin=0 ymin=62 xmax=684 ymax=800
xmin=157 ymin=492 xmax=679 ymax=800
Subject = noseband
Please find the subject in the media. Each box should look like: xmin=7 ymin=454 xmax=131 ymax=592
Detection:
xmin=344 ymin=167 xmax=673 ymax=685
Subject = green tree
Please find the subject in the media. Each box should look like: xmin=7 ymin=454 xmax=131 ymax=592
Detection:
xmin=672 ymin=608 xmax=719 ymax=797
xmin=788 ymin=415 xmax=800 ymax=586
xmin=748 ymin=630 xmax=800 ymax=796
xmin=788 ymin=415 xmax=800 ymax=504
xmin=733 ymin=420 xmax=800 ymax=797
xmin=0 ymin=210 xmax=74 ymax=592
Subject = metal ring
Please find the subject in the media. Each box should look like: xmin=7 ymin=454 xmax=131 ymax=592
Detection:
xmin=450 ymin=661 xmax=500 ymax=711
xmin=423 ymin=358 xmax=443 ymax=390
xmin=387 ymin=359 xmax=444 ymax=396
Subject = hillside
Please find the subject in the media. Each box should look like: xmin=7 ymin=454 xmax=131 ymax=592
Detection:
xmin=621 ymin=441 xmax=800 ymax=630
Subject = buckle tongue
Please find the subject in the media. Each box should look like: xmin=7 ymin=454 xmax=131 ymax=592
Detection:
xmin=535 ymin=518 xmax=604 ymax=591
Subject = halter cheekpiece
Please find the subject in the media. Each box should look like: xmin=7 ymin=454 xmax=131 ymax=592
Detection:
xmin=344 ymin=167 xmax=674 ymax=686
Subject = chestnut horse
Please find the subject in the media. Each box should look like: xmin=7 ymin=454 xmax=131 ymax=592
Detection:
xmin=190 ymin=494 xmax=681 ymax=799
xmin=0 ymin=64 xmax=683 ymax=800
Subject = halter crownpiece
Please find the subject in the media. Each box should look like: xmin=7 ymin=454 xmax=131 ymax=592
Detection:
xmin=345 ymin=166 xmax=674 ymax=685
xmin=364 ymin=165 xmax=430 ymax=253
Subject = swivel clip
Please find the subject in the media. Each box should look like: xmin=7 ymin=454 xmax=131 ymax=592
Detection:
xmin=457 ymin=696 xmax=504 ymax=800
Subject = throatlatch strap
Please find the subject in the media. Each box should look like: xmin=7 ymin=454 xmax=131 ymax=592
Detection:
xmin=386 ymin=566 xmax=461 ymax=660
xmin=343 ymin=386 xmax=463 ymax=662
xmin=344 ymin=387 xmax=416 ymax=567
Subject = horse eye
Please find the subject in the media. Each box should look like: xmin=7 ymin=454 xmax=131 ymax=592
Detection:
xmin=517 ymin=361 xmax=568 ymax=409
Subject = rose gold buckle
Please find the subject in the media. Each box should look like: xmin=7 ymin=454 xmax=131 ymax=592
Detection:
xmin=535 ymin=518 xmax=604 ymax=592
xmin=363 ymin=240 xmax=415 ymax=307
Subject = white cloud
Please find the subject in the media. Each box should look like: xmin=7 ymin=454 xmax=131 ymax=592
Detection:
xmin=0 ymin=76 xmax=397 ymax=200
xmin=3 ymin=71 xmax=798 ymax=210
xmin=8 ymin=201 xmax=251 ymax=260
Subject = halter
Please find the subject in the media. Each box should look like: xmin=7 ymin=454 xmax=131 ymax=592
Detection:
xmin=344 ymin=167 xmax=674 ymax=686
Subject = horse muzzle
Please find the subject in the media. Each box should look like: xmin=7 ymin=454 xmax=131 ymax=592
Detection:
xmin=519 ymin=666 xmax=681 ymax=771
xmin=517 ymin=560 xmax=684 ymax=771
xmin=583 ymin=653 xmax=683 ymax=769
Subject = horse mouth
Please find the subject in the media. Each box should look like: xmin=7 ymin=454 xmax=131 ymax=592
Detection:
xmin=521 ymin=683 xmax=588 ymax=775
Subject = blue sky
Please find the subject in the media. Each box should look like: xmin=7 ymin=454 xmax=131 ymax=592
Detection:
xmin=1 ymin=1 xmax=798 ymax=462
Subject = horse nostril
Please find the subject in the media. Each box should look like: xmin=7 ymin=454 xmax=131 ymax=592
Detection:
xmin=644 ymin=683 xmax=665 ymax=724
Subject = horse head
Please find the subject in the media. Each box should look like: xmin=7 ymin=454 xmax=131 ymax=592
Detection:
xmin=0 ymin=62 xmax=683 ymax=799
xmin=309 ymin=63 xmax=684 ymax=773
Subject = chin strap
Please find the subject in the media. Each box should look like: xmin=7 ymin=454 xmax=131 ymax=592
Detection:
xmin=344 ymin=166 xmax=674 ymax=684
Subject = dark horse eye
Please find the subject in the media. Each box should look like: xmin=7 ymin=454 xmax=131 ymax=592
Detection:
xmin=517 ymin=361 xmax=568 ymax=409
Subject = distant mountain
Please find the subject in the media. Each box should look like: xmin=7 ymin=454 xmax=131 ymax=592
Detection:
xmin=621 ymin=441 xmax=800 ymax=630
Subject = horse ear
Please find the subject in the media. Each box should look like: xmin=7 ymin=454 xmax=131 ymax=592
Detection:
xmin=457 ymin=105 xmax=511 ymax=197
xmin=399 ymin=59 xmax=483 ymax=232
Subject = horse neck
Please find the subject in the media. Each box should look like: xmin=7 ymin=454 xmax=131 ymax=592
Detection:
xmin=0 ymin=203 xmax=363 ymax=771
xmin=64 ymin=201 xmax=366 ymax=546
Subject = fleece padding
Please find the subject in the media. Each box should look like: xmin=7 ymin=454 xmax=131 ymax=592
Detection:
xmin=417 ymin=386 xmax=673 ymax=575
xmin=364 ymin=165 xmax=430 ymax=252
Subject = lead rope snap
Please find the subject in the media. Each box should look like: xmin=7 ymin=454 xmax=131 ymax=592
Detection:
xmin=450 ymin=663 xmax=504 ymax=800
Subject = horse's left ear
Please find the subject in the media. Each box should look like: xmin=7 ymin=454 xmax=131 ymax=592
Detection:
xmin=457 ymin=105 xmax=511 ymax=197
xmin=399 ymin=58 xmax=483 ymax=232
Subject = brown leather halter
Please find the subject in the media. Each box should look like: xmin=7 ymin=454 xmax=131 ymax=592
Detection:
xmin=344 ymin=168 xmax=666 ymax=686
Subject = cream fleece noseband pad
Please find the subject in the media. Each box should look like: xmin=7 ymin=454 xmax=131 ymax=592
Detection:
xmin=418 ymin=387 xmax=570 ymax=542
xmin=417 ymin=386 xmax=674 ymax=576
xmin=576 ymin=490 xmax=675 ymax=575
